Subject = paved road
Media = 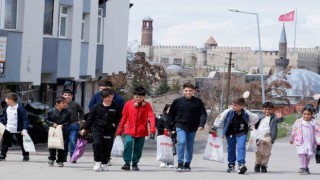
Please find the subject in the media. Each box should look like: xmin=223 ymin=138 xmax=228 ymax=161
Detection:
xmin=1 ymin=133 xmax=319 ymax=180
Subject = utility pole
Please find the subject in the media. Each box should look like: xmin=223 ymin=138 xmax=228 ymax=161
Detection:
xmin=224 ymin=52 xmax=235 ymax=110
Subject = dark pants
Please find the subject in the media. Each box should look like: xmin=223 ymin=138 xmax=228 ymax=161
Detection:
xmin=92 ymin=129 xmax=114 ymax=164
xmin=48 ymin=148 xmax=65 ymax=162
xmin=1 ymin=129 xmax=29 ymax=157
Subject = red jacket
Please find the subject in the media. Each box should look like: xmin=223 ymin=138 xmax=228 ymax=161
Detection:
xmin=116 ymin=99 xmax=156 ymax=137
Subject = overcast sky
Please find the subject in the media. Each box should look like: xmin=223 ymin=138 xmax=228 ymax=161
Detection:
xmin=128 ymin=0 xmax=320 ymax=50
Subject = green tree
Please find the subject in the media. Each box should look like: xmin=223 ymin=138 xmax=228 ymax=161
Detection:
xmin=155 ymin=79 xmax=170 ymax=95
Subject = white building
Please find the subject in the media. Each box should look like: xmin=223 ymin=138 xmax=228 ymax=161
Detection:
xmin=0 ymin=0 xmax=130 ymax=112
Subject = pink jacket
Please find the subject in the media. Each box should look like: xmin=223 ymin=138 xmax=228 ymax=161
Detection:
xmin=290 ymin=118 xmax=320 ymax=146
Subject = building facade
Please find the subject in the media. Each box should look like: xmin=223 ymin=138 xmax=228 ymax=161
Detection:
xmin=0 ymin=0 xmax=130 ymax=112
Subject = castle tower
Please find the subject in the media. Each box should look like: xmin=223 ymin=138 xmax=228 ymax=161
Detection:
xmin=205 ymin=36 xmax=218 ymax=49
xmin=141 ymin=17 xmax=153 ymax=46
xmin=275 ymin=24 xmax=289 ymax=73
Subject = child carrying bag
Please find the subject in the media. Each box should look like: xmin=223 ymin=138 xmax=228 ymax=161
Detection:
xmin=48 ymin=125 xmax=64 ymax=149
xmin=71 ymin=138 xmax=88 ymax=162
xmin=111 ymin=136 xmax=124 ymax=157
xmin=156 ymin=135 xmax=174 ymax=163
xmin=203 ymin=132 xmax=224 ymax=163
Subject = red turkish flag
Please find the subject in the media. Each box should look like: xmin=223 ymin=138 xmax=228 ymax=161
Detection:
xmin=279 ymin=11 xmax=295 ymax=21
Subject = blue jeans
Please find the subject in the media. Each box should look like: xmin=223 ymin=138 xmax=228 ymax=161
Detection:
xmin=226 ymin=134 xmax=247 ymax=166
xmin=64 ymin=122 xmax=80 ymax=157
xmin=176 ymin=128 xmax=196 ymax=164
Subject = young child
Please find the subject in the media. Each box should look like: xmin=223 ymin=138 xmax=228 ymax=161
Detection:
xmin=156 ymin=104 xmax=176 ymax=168
xmin=116 ymin=86 xmax=156 ymax=171
xmin=290 ymin=105 xmax=320 ymax=175
xmin=61 ymin=89 xmax=85 ymax=163
xmin=254 ymin=102 xmax=283 ymax=173
xmin=45 ymin=96 xmax=71 ymax=167
xmin=80 ymin=88 xmax=122 ymax=171
xmin=212 ymin=97 xmax=258 ymax=174
xmin=0 ymin=92 xmax=30 ymax=161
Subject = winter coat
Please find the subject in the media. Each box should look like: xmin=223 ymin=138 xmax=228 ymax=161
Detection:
xmin=116 ymin=99 xmax=156 ymax=137
xmin=255 ymin=114 xmax=284 ymax=144
xmin=44 ymin=108 xmax=71 ymax=129
xmin=290 ymin=118 xmax=320 ymax=146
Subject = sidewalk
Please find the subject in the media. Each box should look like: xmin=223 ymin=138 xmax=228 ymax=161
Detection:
xmin=1 ymin=136 xmax=319 ymax=180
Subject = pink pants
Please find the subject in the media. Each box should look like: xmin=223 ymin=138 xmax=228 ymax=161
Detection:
xmin=298 ymin=154 xmax=311 ymax=168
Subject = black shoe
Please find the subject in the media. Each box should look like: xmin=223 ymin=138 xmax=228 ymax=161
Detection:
xmin=305 ymin=168 xmax=310 ymax=174
xmin=63 ymin=156 xmax=67 ymax=162
xmin=184 ymin=163 xmax=191 ymax=171
xmin=0 ymin=155 xmax=6 ymax=161
xmin=254 ymin=164 xmax=261 ymax=172
xmin=132 ymin=164 xmax=140 ymax=171
xmin=121 ymin=164 xmax=130 ymax=170
xmin=299 ymin=168 xmax=306 ymax=174
xmin=238 ymin=164 xmax=247 ymax=174
xmin=261 ymin=165 xmax=267 ymax=173
xmin=48 ymin=160 xmax=54 ymax=166
xmin=23 ymin=156 xmax=30 ymax=162
xmin=176 ymin=163 xmax=184 ymax=172
xmin=227 ymin=164 xmax=235 ymax=173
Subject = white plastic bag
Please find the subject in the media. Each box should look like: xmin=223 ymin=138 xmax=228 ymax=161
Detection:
xmin=203 ymin=134 xmax=224 ymax=163
xmin=246 ymin=130 xmax=257 ymax=152
xmin=23 ymin=133 xmax=36 ymax=152
xmin=111 ymin=136 xmax=124 ymax=157
xmin=0 ymin=123 xmax=5 ymax=141
xmin=156 ymin=135 xmax=174 ymax=163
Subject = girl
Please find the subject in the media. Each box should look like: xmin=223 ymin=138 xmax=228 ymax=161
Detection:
xmin=290 ymin=105 xmax=320 ymax=175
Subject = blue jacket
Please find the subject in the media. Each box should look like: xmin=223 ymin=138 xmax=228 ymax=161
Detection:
xmin=3 ymin=104 xmax=29 ymax=131
xmin=213 ymin=108 xmax=258 ymax=136
xmin=88 ymin=91 xmax=124 ymax=111
xmin=254 ymin=114 xmax=284 ymax=144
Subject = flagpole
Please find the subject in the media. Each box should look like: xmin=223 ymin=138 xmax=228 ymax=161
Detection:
xmin=294 ymin=8 xmax=297 ymax=53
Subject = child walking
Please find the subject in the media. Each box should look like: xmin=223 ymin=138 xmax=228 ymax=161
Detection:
xmin=0 ymin=92 xmax=30 ymax=161
xmin=116 ymin=87 xmax=156 ymax=171
xmin=80 ymin=88 xmax=122 ymax=171
xmin=45 ymin=96 xmax=71 ymax=167
xmin=212 ymin=97 xmax=258 ymax=174
xmin=290 ymin=105 xmax=320 ymax=175
xmin=254 ymin=102 xmax=283 ymax=173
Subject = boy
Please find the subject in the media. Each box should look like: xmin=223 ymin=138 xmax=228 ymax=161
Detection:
xmin=80 ymin=88 xmax=122 ymax=171
xmin=0 ymin=92 xmax=30 ymax=161
xmin=165 ymin=82 xmax=207 ymax=172
xmin=116 ymin=87 xmax=156 ymax=171
xmin=61 ymin=89 xmax=85 ymax=162
xmin=212 ymin=97 xmax=258 ymax=174
xmin=45 ymin=96 xmax=71 ymax=167
xmin=254 ymin=102 xmax=283 ymax=173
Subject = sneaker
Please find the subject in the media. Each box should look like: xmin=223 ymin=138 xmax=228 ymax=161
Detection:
xmin=0 ymin=155 xmax=6 ymax=161
xmin=261 ymin=165 xmax=267 ymax=173
xmin=121 ymin=163 xmax=131 ymax=171
xmin=305 ymin=168 xmax=310 ymax=174
xmin=176 ymin=163 xmax=184 ymax=172
xmin=101 ymin=164 xmax=109 ymax=171
xmin=254 ymin=164 xmax=260 ymax=172
xmin=184 ymin=163 xmax=191 ymax=171
xmin=93 ymin=161 xmax=102 ymax=172
xmin=168 ymin=164 xmax=174 ymax=168
xmin=57 ymin=162 xmax=64 ymax=167
xmin=70 ymin=160 xmax=77 ymax=163
xmin=298 ymin=168 xmax=306 ymax=174
xmin=132 ymin=164 xmax=140 ymax=171
xmin=160 ymin=162 xmax=167 ymax=168
xmin=227 ymin=164 xmax=235 ymax=173
xmin=238 ymin=164 xmax=247 ymax=174
xmin=48 ymin=160 xmax=54 ymax=166
xmin=23 ymin=156 xmax=30 ymax=162
xmin=106 ymin=160 xmax=112 ymax=166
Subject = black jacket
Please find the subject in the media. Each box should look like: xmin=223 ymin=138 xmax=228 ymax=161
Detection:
xmin=84 ymin=102 xmax=122 ymax=132
xmin=45 ymin=108 xmax=71 ymax=128
xmin=254 ymin=114 xmax=284 ymax=144
xmin=166 ymin=96 xmax=207 ymax=132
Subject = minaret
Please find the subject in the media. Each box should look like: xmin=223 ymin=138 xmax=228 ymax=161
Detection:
xmin=275 ymin=24 xmax=289 ymax=73
xmin=141 ymin=17 xmax=153 ymax=46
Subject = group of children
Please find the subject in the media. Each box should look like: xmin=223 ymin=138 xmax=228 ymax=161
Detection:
xmin=1 ymin=82 xmax=320 ymax=175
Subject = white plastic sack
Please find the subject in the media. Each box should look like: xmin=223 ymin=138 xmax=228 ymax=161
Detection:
xmin=246 ymin=130 xmax=257 ymax=152
xmin=48 ymin=125 xmax=64 ymax=149
xmin=156 ymin=135 xmax=174 ymax=163
xmin=0 ymin=123 xmax=5 ymax=141
xmin=111 ymin=136 xmax=124 ymax=157
xmin=203 ymin=134 xmax=224 ymax=163
xmin=23 ymin=133 xmax=36 ymax=152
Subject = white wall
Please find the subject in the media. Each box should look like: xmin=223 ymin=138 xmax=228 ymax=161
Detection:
xmin=103 ymin=0 xmax=130 ymax=74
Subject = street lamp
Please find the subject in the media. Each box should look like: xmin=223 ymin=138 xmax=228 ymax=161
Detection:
xmin=228 ymin=9 xmax=266 ymax=104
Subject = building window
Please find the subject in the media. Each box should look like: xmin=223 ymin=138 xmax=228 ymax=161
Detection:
xmin=0 ymin=0 xmax=18 ymax=29
xmin=97 ymin=8 xmax=103 ymax=43
xmin=43 ymin=0 xmax=54 ymax=35
xmin=58 ymin=6 xmax=68 ymax=38
xmin=160 ymin=57 xmax=169 ymax=64
xmin=81 ymin=13 xmax=87 ymax=41
xmin=173 ymin=58 xmax=182 ymax=65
